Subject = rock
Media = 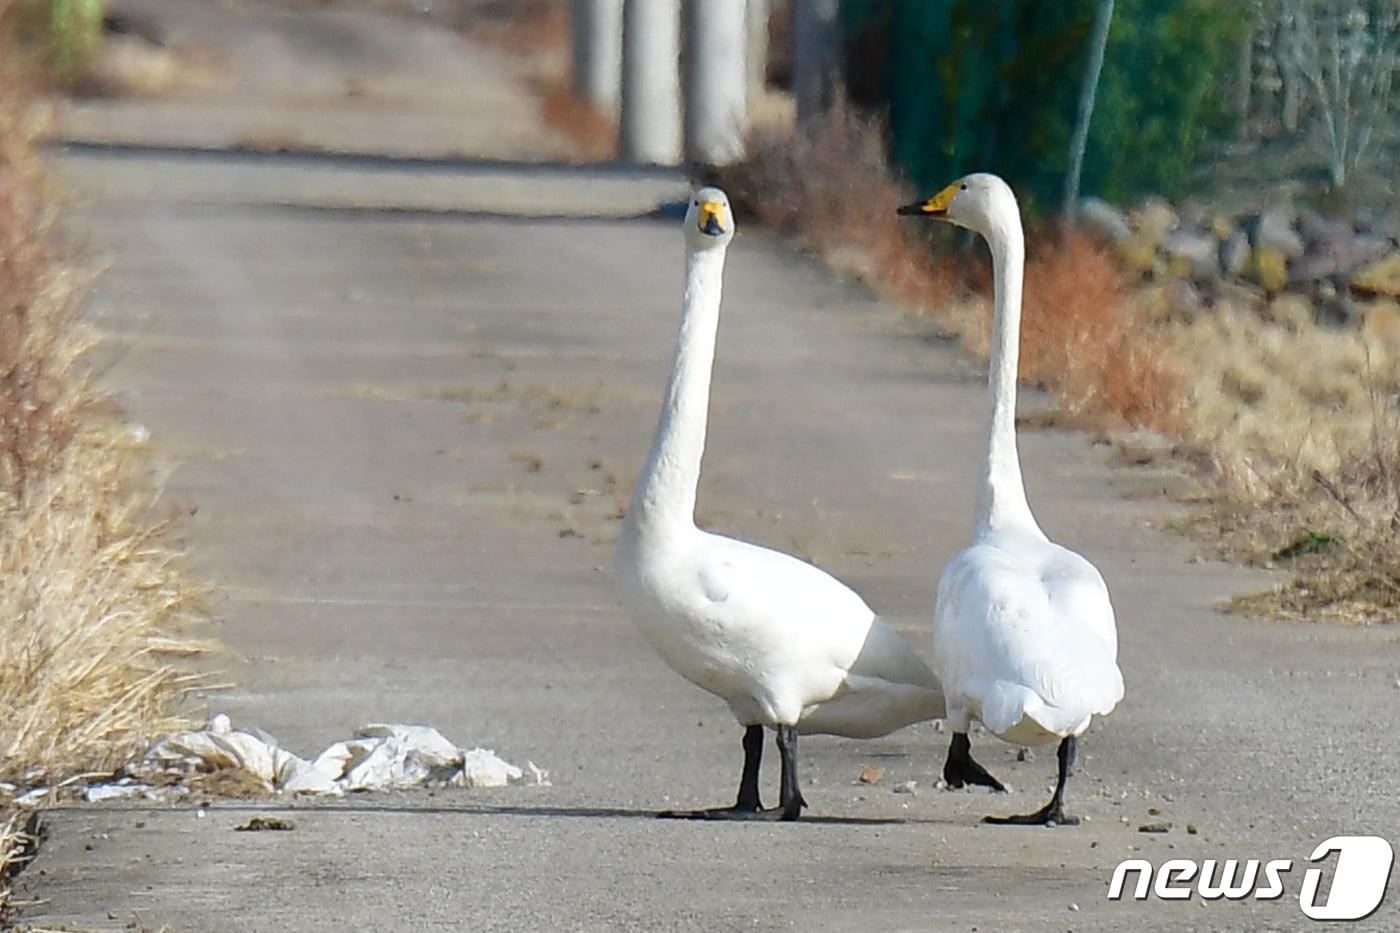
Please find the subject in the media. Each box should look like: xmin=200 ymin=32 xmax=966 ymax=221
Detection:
xmin=1362 ymin=299 xmax=1400 ymax=344
xmin=892 ymin=780 xmax=918 ymax=795
xmin=1248 ymin=206 xmax=1305 ymax=259
xmin=235 ymin=816 xmax=295 ymax=832
xmin=1076 ymin=197 xmax=1132 ymax=243
xmin=1269 ymin=294 xmax=1314 ymax=330
xmin=1297 ymin=209 xmax=1356 ymax=248
xmin=1290 ymin=244 xmax=1352 ymax=285
xmin=1291 ymin=227 xmax=1390 ymax=285
xmin=1209 ymin=215 xmax=1236 ymax=240
xmin=1358 ymin=209 xmax=1400 ymax=241
xmin=1138 ymin=821 xmax=1173 ymax=833
xmin=1220 ymin=228 xmax=1251 ymax=277
xmin=1315 ymin=294 xmax=1364 ymax=329
xmin=1355 ymin=234 xmax=1395 ymax=268
xmin=1130 ymin=197 xmax=1179 ymax=247
xmin=1248 ymin=247 xmax=1289 ymax=293
xmin=1212 ymin=280 xmax=1266 ymax=313
xmin=1117 ymin=232 xmax=1161 ymax=276
xmin=1351 ymin=251 xmax=1400 ymax=299
xmin=1164 ymin=277 xmax=1206 ymax=320
xmin=1160 ymin=227 xmax=1221 ymax=281
xmin=857 ymin=765 xmax=882 ymax=784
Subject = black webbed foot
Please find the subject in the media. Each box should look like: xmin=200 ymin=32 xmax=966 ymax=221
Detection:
xmin=658 ymin=723 xmax=807 ymax=822
xmin=982 ymin=736 xmax=1079 ymax=827
xmin=943 ymin=732 xmax=1006 ymax=792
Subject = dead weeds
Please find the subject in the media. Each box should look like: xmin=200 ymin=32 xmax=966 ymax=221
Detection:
xmin=718 ymin=100 xmax=1183 ymax=436
xmin=470 ymin=7 xmax=1395 ymax=624
xmin=723 ymin=97 xmax=1392 ymax=623
xmin=0 ymin=20 xmax=208 ymax=916
xmin=1172 ymin=307 xmax=1400 ymax=622
xmin=0 ymin=810 xmax=41 ymax=925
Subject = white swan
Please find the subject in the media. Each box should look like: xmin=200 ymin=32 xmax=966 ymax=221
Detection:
xmin=898 ymin=174 xmax=1123 ymax=825
xmin=615 ymin=186 xmax=946 ymax=821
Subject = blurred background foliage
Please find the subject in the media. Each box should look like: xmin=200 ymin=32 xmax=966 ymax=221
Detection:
xmin=1 ymin=0 xmax=105 ymax=86
xmin=842 ymin=0 xmax=1252 ymax=212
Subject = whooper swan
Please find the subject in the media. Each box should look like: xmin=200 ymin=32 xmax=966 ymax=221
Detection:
xmin=615 ymin=187 xmax=946 ymax=821
xmin=898 ymin=174 xmax=1123 ymax=826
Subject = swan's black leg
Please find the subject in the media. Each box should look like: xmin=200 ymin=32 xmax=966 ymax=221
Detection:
xmin=659 ymin=724 xmax=769 ymax=820
xmin=984 ymin=736 xmax=1080 ymax=826
xmin=774 ymin=724 xmax=807 ymax=821
xmin=735 ymin=723 xmax=765 ymax=810
xmin=943 ymin=732 xmax=1006 ymax=792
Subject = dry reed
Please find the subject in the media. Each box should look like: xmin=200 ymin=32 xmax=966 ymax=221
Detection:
xmin=719 ymin=100 xmax=1183 ymax=435
xmin=477 ymin=4 xmax=1395 ymax=624
xmin=0 ymin=15 xmax=207 ymax=916
xmin=1171 ymin=304 xmax=1400 ymax=622
xmin=722 ymin=97 xmax=1394 ymax=623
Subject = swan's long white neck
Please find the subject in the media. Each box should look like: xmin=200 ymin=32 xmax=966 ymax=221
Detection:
xmin=975 ymin=201 xmax=1041 ymax=538
xmin=625 ymin=243 xmax=727 ymax=537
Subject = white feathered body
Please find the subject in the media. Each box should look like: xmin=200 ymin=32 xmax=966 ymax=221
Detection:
xmin=616 ymin=523 xmax=945 ymax=737
xmin=615 ymin=187 xmax=943 ymax=742
xmin=933 ymin=525 xmax=1123 ymax=745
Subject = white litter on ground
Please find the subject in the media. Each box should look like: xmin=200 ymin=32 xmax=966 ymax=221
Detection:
xmin=61 ymin=714 xmax=549 ymax=802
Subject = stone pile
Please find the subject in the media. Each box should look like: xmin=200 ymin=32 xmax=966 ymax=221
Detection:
xmin=1076 ymin=196 xmax=1400 ymax=331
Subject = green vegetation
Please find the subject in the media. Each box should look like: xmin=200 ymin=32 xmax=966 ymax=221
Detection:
xmin=841 ymin=0 xmax=1250 ymax=209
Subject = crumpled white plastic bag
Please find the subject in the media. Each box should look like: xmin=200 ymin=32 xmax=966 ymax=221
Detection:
xmin=105 ymin=715 xmax=546 ymax=798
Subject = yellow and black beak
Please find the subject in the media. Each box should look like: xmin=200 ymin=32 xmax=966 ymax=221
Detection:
xmin=697 ymin=200 xmax=726 ymax=236
xmin=896 ymin=181 xmax=960 ymax=218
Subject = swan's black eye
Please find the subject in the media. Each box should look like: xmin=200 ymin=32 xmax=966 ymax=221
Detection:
xmin=960 ymin=183 xmax=968 ymax=191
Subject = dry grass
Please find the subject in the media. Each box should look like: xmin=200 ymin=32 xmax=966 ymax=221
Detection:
xmin=721 ymin=97 xmax=1395 ymax=623
xmin=0 ymin=436 xmax=206 ymax=783
xmin=460 ymin=0 xmax=617 ymax=159
xmin=0 ymin=810 xmax=40 ymax=925
xmin=473 ymin=7 xmax=1393 ymax=623
xmin=538 ymin=76 xmax=614 ymax=160
xmin=0 ymin=18 xmax=208 ymax=918
xmin=1170 ymin=306 xmax=1400 ymax=622
xmin=718 ymin=100 xmax=1183 ymax=435
xmin=0 ymin=122 xmax=204 ymax=792
xmin=948 ymin=230 xmax=1186 ymax=433
xmin=719 ymin=98 xmax=956 ymax=305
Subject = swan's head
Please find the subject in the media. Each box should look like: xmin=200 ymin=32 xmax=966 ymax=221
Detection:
xmin=684 ymin=186 xmax=734 ymax=250
xmin=896 ymin=173 xmax=1018 ymax=236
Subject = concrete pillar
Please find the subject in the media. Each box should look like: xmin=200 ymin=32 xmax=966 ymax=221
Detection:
xmin=793 ymin=0 xmax=840 ymax=127
xmin=620 ymin=0 xmax=683 ymax=165
xmin=571 ymin=0 xmax=624 ymax=115
xmin=745 ymin=0 xmax=770 ymax=103
xmin=683 ymin=0 xmax=748 ymax=165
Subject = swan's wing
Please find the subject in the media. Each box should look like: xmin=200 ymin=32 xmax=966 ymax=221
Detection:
xmin=696 ymin=533 xmax=876 ymax=658
xmin=935 ymin=540 xmax=1123 ymax=736
xmin=1043 ymin=547 xmax=1120 ymax=660
xmin=796 ymin=613 xmax=946 ymax=736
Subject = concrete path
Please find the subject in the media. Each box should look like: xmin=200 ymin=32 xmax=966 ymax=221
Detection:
xmin=17 ymin=2 xmax=1399 ymax=930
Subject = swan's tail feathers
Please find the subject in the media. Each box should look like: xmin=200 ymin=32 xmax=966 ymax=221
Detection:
xmin=797 ymin=674 xmax=945 ymax=738
xmin=981 ymin=670 xmax=1120 ymax=745
xmin=856 ymin=616 xmax=946 ymax=692
xmin=1025 ymin=636 xmax=1125 ymax=723
xmin=798 ymin=617 xmax=946 ymax=737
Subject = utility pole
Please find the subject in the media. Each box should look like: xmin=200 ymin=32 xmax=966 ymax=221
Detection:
xmin=683 ymin=0 xmax=748 ymax=165
xmin=571 ymin=0 xmax=624 ymax=115
xmin=1063 ymin=0 xmax=1114 ymax=215
xmin=619 ymin=0 xmax=683 ymax=165
xmin=793 ymin=0 xmax=840 ymax=127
